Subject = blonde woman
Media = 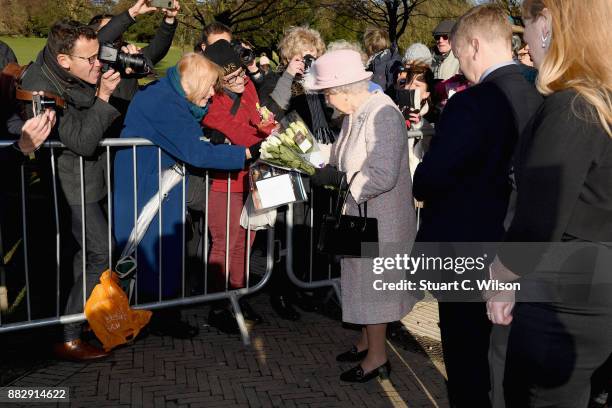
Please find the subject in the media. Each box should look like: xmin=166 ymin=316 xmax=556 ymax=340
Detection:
xmin=258 ymin=26 xmax=334 ymax=321
xmin=258 ymin=26 xmax=334 ymax=143
xmin=113 ymin=53 xmax=259 ymax=335
xmin=487 ymin=0 xmax=612 ymax=406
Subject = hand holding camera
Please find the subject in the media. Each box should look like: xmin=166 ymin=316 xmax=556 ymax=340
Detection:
xmin=19 ymin=107 xmax=56 ymax=154
xmin=128 ymin=0 xmax=158 ymax=19
xmin=161 ymin=0 xmax=180 ymax=23
xmin=97 ymin=69 xmax=122 ymax=102
xmin=286 ymin=55 xmax=305 ymax=77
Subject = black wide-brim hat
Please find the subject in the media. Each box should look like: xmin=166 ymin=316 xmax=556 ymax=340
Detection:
xmin=203 ymin=40 xmax=242 ymax=76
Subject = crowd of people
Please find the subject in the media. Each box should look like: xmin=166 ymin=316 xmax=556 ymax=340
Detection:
xmin=0 ymin=0 xmax=610 ymax=406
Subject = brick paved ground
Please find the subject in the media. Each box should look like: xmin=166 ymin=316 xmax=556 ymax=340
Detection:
xmin=3 ymin=293 xmax=448 ymax=408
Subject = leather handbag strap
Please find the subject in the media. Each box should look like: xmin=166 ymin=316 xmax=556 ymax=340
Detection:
xmin=335 ymin=172 xmax=370 ymax=224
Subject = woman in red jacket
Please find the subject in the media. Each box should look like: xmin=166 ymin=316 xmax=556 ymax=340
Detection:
xmin=201 ymin=40 xmax=275 ymax=333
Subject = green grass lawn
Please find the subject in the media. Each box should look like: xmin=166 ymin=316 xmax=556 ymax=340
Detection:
xmin=1 ymin=36 xmax=185 ymax=79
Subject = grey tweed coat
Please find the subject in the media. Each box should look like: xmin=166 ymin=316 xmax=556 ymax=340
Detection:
xmin=328 ymin=91 xmax=420 ymax=324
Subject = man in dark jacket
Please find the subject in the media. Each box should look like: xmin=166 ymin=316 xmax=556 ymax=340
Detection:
xmin=20 ymin=20 xmax=121 ymax=361
xmin=412 ymin=5 xmax=543 ymax=407
xmin=90 ymin=0 xmax=179 ymax=117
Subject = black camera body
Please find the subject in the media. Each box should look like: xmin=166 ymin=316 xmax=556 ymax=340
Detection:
xmin=303 ymin=54 xmax=315 ymax=72
xmin=98 ymin=43 xmax=152 ymax=76
xmin=32 ymin=94 xmax=56 ymax=116
xmin=231 ymin=40 xmax=255 ymax=66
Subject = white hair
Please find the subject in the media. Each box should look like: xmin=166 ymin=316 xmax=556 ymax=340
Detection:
xmin=325 ymin=79 xmax=370 ymax=95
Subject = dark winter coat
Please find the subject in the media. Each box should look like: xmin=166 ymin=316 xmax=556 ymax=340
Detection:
xmin=20 ymin=47 xmax=120 ymax=206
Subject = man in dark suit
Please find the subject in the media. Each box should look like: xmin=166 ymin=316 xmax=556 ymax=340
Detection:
xmin=412 ymin=5 xmax=543 ymax=407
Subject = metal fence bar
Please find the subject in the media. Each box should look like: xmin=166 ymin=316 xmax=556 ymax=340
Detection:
xmin=20 ymin=165 xmax=32 ymax=321
xmin=132 ymin=145 xmax=138 ymax=305
xmin=181 ymin=164 xmax=186 ymax=298
xmin=0 ymin=138 xmax=276 ymax=342
xmin=204 ymin=171 xmax=209 ymax=295
xmin=106 ymin=146 xmax=112 ymax=271
xmin=50 ymin=148 xmax=61 ymax=317
xmin=309 ymin=189 xmax=314 ymax=284
xmin=283 ymin=128 xmax=434 ymax=302
xmin=158 ymin=148 xmax=162 ymax=302
xmin=225 ymin=174 xmax=231 ymax=292
xmin=0 ymin=225 xmax=274 ymax=334
xmin=79 ymin=157 xmax=86 ymax=309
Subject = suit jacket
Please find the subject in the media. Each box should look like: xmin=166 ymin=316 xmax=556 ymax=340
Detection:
xmin=413 ymin=64 xmax=543 ymax=243
xmin=499 ymin=89 xmax=612 ymax=274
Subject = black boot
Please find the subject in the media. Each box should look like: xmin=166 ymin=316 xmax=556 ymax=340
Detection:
xmin=292 ymin=291 xmax=321 ymax=313
xmin=148 ymin=309 xmax=199 ymax=339
xmin=238 ymin=298 xmax=263 ymax=324
xmin=208 ymin=307 xmax=239 ymax=334
xmin=270 ymin=295 xmax=300 ymax=321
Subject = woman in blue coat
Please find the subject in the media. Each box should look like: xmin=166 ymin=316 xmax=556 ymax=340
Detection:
xmin=113 ymin=53 xmax=258 ymax=310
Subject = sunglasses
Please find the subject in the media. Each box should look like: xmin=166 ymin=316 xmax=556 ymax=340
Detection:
xmin=434 ymin=34 xmax=449 ymax=41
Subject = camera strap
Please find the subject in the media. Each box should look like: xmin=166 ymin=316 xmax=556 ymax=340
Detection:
xmin=230 ymin=93 xmax=242 ymax=116
xmin=2 ymin=62 xmax=66 ymax=109
xmin=15 ymin=88 xmax=66 ymax=109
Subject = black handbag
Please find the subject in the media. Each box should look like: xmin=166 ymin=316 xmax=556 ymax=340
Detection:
xmin=316 ymin=172 xmax=379 ymax=257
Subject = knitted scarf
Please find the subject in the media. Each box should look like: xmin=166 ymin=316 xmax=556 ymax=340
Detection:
xmin=167 ymin=65 xmax=209 ymax=122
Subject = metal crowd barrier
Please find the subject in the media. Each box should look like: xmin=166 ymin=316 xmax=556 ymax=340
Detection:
xmin=284 ymin=128 xmax=434 ymax=300
xmin=0 ymin=138 xmax=274 ymax=345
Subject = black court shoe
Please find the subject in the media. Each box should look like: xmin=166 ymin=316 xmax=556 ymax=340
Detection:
xmin=336 ymin=345 xmax=368 ymax=362
xmin=340 ymin=361 xmax=391 ymax=383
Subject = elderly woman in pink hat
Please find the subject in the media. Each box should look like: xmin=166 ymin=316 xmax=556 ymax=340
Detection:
xmin=307 ymin=49 xmax=420 ymax=383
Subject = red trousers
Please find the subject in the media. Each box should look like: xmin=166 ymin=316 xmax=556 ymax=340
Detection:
xmin=208 ymin=190 xmax=256 ymax=290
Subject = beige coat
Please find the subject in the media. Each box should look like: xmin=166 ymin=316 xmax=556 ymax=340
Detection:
xmin=327 ymin=91 xmax=420 ymax=324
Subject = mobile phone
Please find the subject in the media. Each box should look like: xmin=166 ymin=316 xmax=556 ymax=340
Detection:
xmin=149 ymin=0 xmax=174 ymax=8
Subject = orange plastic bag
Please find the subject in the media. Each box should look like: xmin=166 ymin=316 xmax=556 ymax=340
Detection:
xmin=85 ymin=269 xmax=152 ymax=351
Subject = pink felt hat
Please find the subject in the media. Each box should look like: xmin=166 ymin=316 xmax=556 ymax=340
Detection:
xmin=306 ymin=50 xmax=373 ymax=91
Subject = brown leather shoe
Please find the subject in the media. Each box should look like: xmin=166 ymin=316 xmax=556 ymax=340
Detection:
xmin=53 ymin=339 xmax=109 ymax=361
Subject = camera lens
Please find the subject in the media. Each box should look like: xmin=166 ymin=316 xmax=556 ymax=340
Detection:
xmin=118 ymin=53 xmax=149 ymax=74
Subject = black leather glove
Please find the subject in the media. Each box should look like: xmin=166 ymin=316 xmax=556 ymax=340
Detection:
xmin=248 ymin=140 xmax=263 ymax=161
xmin=311 ymin=165 xmax=347 ymax=188
xmin=207 ymin=129 xmax=227 ymax=145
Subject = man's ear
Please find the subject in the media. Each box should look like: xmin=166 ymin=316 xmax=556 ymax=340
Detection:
xmin=57 ymin=54 xmax=71 ymax=70
xmin=471 ymin=38 xmax=479 ymax=59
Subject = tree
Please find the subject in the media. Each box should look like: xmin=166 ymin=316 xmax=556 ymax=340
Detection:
xmin=319 ymin=0 xmax=472 ymax=47
xmin=179 ymin=0 xmax=316 ymax=52
xmin=400 ymin=0 xmax=472 ymax=48
xmin=321 ymin=0 xmax=429 ymax=44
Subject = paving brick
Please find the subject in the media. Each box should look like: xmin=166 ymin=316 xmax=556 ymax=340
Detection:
xmin=6 ymin=296 xmax=449 ymax=408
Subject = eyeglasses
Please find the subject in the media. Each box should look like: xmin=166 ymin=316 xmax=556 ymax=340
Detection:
xmin=434 ymin=34 xmax=449 ymax=41
xmin=70 ymin=53 xmax=98 ymax=65
xmin=224 ymin=70 xmax=246 ymax=84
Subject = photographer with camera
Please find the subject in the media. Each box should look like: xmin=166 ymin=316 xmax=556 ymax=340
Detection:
xmin=89 ymin=0 xmax=180 ymax=117
xmin=394 ymin=62 xmax=436 ymax=180
xmin=19 ymin=20 xmax=122 ymax=361
xmin=194 ymin=22 xmax=264 ymax=87
xmin=257 ymin=26 xmax=336 ymax=322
